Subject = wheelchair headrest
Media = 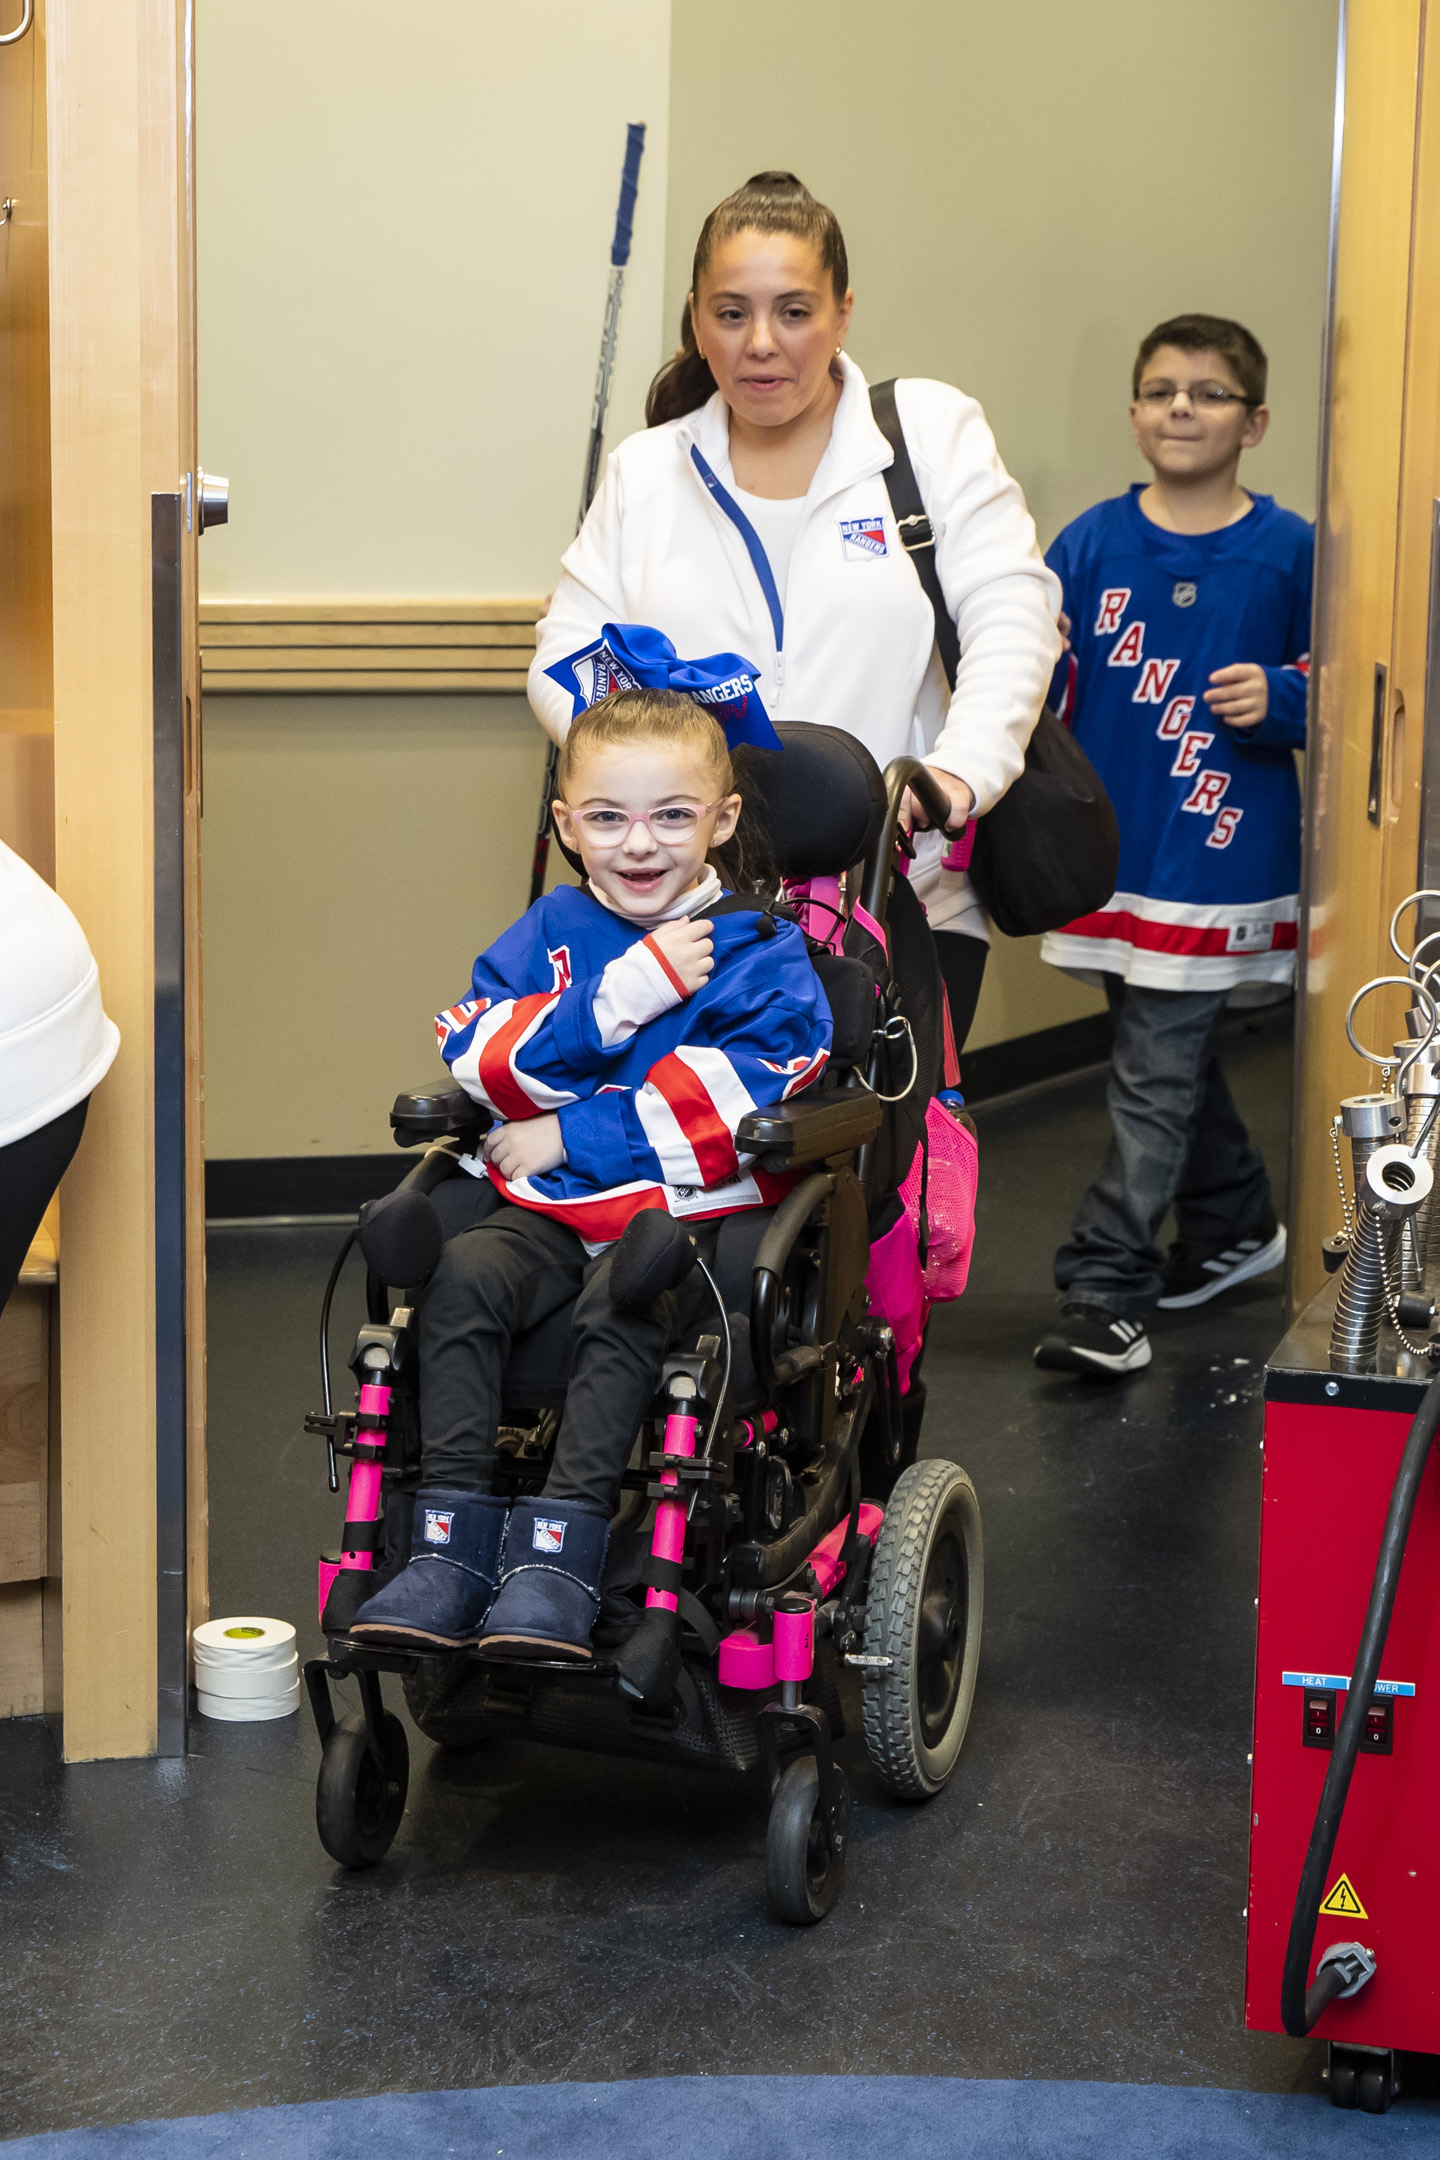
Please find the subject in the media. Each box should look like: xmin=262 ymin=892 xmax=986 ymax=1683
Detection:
xmin=744 ymin=723 xmax=888 ymax=882
xmin=546 ymin=720 xmax=886 ymax=886
xmin=357 ymin=1185 xmax=445 ymax=1289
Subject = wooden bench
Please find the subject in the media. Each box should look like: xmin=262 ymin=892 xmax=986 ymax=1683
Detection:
xmin=0 ymin=1200 xmax=57 ymax=1718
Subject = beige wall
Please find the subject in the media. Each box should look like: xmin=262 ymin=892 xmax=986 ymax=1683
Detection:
xmin=203 ymin=696 xmax=546 ymax=1157
xmin=197 ymin=0 xmax=671 ymax=596
xmin=199 ymin=0 xmax=1338 ymax=1159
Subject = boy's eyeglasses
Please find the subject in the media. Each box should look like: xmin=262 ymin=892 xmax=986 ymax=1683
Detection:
xmin=1136 ymin=380 xmax=1260 ymax=410
xmin=565 ymin=800 xmax=727 ymax=848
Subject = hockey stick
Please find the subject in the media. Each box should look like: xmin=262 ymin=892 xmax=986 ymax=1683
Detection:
xmin=528 ymin=121 xmax=646 ymax=905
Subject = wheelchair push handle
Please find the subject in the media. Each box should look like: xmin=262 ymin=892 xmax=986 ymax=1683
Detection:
xmin=858 ymin=758 xmax=958 ymax=929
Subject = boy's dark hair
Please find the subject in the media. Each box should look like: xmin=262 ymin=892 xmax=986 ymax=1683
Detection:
xmin=646 ymin=172 xmax=849 ymax=428
xmin=1132 ymin=314 xmax=1268 ymax=405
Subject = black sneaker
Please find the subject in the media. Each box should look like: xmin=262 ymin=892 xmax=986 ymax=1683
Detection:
xmin=1034 ymin=1304 xmax=1152 ymax=1377
xmin=1156 ymin=1218 xmax=1287 ymax=1310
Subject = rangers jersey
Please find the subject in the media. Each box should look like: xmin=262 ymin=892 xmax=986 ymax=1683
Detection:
xmin=1041 ymin=486 xmax=1312 ymax=990
xmin=436 ymin=883 xmax=831 ymax=1246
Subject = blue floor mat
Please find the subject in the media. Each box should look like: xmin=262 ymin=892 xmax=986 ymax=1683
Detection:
xmin=7 ymin=2077 xmax=1439 ymax=2158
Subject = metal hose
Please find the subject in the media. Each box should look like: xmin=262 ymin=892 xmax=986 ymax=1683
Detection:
xmin=1330 ymin=1198 xmax=1392 ymax=1372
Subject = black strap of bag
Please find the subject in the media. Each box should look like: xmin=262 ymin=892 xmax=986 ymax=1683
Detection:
xmin=869 ymin=379 xmax=1119 ymax=938
xmin=869 ymin=378 xmax=960 ymax=692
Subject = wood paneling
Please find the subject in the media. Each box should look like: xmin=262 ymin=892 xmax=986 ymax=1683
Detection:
xmin=47 ymin=0 xmax=197 ymax=1760
xmin=0 ymin=0 xmax=53 ymax=881
xmin=0 ymin=1582 xmax=44 ymax=1717
xmin=1292 ymin=3 xmax=1424 ymax=1311
xmin=199 ymin=598 xmax=543 ymax=694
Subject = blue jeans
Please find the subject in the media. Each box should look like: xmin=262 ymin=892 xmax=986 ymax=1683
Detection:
xmin=1053 ymin=978 xmax=1273 ymax=1319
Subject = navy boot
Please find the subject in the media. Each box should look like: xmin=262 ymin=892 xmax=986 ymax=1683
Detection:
xmin=350 ymin=1489 xmax=507 ymax=1649
xmin=478 ymin=1497 xmax=609 ymax=1662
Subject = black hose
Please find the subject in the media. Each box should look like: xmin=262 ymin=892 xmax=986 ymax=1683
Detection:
xmin=1280 ymin=1364 xmax=1440 ymax=2035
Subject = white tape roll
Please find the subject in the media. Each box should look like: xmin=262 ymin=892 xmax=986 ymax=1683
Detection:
xmin=193 ymin=1639 xmax=293 ymax=1675
xmin=194 ymin=1617 xmax=296 ymax=1658
xmin=197 ymin=1681 xmax=301 ymax=1723
xmin=196 ymin=1653 xmax=299 ymax=1700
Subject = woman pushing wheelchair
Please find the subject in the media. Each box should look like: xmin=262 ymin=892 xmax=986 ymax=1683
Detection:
xmin=530 ymin=169 xmax=1062 ymax=1053
xmin=350 ymin=686 xmax=831 ymax=1663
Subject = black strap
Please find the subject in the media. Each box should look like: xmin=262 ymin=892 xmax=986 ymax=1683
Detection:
xmin=870 ymin=379 xmax=959 ymax=691
xmin=645 ymin=1554 xmax=684 ymax=1595
xmin=341 ymin=1518 xmax=384 ymax=1553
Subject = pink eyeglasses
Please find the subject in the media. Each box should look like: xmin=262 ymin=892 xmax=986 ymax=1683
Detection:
xmin=564 ymin=799 xmax=728 ymax=848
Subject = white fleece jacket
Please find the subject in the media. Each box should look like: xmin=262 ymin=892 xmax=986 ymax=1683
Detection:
xmin=529 ymin=354 xmax=1062 ymax=937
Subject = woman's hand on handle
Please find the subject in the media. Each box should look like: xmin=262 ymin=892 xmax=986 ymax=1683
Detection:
xmin=899 ymin=769 xmax=975 ymax=838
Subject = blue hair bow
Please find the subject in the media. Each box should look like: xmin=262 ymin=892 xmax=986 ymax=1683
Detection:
xmin=544 ymin=622 xmax=782 ymax=752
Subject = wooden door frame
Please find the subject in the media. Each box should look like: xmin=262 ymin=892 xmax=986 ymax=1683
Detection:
xmin=47 ymin=0 xmax=205 ymax=1761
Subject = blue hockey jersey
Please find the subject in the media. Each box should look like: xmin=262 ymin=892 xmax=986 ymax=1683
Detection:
xmin=435 ymin=881 xmax=832 ymax=1245
xmin=1040 ymin=486 xmax=1312 ymax=990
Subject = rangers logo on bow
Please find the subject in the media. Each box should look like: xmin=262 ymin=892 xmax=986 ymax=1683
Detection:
xmin=840 ymin=515 xmax=888 ymax=561
xmin=423 ymin=1509 xmax=454 ymax=1545
xmin=570 ymin=641 xmax=642 ymax=709
xmin=533 ymin=1518 xmax=567 ymax=1553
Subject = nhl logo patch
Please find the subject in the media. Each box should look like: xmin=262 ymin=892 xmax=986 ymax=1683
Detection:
xmin=839 ymin=515 xmax=888 ymax=561
xmin=423 ymin=1508 xmax=454 ymax=1546
xmin=1172 ymin=580 xmax=1197 ymax=608
xmin=532 ymin=1518 xmax=566 ymax=1553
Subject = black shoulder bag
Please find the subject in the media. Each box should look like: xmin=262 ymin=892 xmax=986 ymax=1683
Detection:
xmin=869 ymin=379 xmax=1119 ymax=938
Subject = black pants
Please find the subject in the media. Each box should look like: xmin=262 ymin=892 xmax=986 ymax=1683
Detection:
xmin=420 ymin=1175 xmax=714 ymax=1511
xmin=934 ymin=930 xmax=988 ymax=1057
xmin=0 ymin=1099 xmax=89 ymax=1319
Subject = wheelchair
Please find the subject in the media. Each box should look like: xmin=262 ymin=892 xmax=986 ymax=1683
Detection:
xmin=301 ymin=724 xmax=984 ymax=1924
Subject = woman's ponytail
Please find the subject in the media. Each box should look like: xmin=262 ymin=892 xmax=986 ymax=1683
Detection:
xmin=644 ymin=170 xmax=849 ymax=431
xmin=645 ymin=302 xmax=717 ymax=429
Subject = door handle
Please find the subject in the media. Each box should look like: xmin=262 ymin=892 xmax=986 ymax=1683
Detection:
xmin=197 ymin=468 xmax=229 ymax=533
xmin=1368 ymin=661 xmax=1387 ymax=826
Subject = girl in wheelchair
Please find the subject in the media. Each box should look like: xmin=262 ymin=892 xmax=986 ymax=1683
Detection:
xmin=350 ymin=686 xmax=831 ymax=1663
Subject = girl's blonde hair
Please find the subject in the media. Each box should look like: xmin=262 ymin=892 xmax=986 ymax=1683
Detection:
xmin=556 ymin=686 xmax=775 ymax=893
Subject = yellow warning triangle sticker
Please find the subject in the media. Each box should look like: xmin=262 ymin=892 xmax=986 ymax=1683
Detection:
xmin=1320 ymin=1873 xmax=1368 ymax=1920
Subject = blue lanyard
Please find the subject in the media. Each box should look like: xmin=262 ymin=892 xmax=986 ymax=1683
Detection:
xmin=689 ymin=444 xmax=784 ymax=654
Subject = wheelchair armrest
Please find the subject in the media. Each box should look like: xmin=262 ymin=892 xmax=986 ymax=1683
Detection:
xmin=737 ymin=1086 xmax=882 ymax=1170
xmin=391 ymin=1084 xmax=491 ymax=1151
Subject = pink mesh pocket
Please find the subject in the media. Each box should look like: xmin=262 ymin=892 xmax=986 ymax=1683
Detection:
xmin=898 ymin=1099 xmax=979 ymax=1302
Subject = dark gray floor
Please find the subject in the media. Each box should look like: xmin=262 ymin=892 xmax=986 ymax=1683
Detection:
xmin=4 ymin=1010 xmax=1346 ymax=2135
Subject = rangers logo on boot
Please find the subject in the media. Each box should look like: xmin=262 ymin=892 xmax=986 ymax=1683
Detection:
xmin=423 ymin=1509 xmax=454 ymax=1545
xmin=533 ymin=1518 xmax=567 ymax=1553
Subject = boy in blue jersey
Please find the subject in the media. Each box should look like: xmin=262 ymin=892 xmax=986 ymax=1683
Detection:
xmin=351 ymin=687 xmax=831 ymax=1657
xmin=1033 ymin=315 xmax=1311 ymax=1380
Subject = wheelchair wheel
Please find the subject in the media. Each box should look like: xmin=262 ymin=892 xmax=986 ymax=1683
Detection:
xmin=861 ymin=1457 xmax=982 ymax=1799
xmin=316 ymin=1710 xmax=409 ymax=1867
xmin=765 ymin=1756 xmax=849 ymax=1925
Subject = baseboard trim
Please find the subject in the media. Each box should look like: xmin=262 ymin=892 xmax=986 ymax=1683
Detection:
xmin=205 ymin=1155 xmax=405 ymax=1221
xmin=960 ymin=1014 xmax=1114 ymax=1103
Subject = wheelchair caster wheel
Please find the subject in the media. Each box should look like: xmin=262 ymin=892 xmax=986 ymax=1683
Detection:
xmin=765 ymin=1756 xmax=849 ymax=1925
xmin=316 ymin=1709 xmax=409 ymax=1868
